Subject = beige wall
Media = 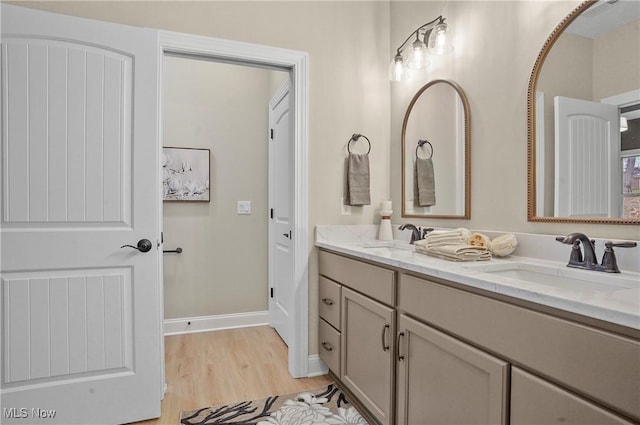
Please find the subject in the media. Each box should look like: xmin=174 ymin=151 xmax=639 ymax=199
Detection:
xmin=593 ymin=19 xmax=640 ymax=101
xmin=390 ymin=0 xmax=635 ymax=241
xmin=10 ymin=0 xmax=638 ymax=358
xmin=162 ymin=56 xmax=287 ymax=319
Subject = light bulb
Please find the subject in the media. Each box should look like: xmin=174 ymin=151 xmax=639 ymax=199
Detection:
xmin=390 ymin=54 xmax=405 ymax=81
xmin=428 ymin=22 xmax=453 ymax=55
xmin=407 ymin=38 xmax=428 ymax=70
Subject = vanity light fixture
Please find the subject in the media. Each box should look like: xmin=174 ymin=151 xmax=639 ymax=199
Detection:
xmin=390 ymin=16 xmax=453 ymax=82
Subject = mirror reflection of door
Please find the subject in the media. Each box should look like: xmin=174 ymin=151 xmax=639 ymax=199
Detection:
xmin=553 ymin=96 xmax=619 ymax=217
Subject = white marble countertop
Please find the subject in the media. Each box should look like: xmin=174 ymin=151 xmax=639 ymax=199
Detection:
xmin=315 ymin=226 xmax=640 ymax=331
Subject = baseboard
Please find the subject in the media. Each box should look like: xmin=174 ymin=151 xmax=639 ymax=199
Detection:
xmin=164 ymin=311 xmax=269 ymax=336
xmin=307 ymin=355 xmax=329 ymax=377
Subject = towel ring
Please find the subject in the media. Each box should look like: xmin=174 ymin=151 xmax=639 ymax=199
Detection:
xmin=416 ymin=139 xmax=433 ymax=159
xmin=347 ymin=133 xmax=371 ymax=154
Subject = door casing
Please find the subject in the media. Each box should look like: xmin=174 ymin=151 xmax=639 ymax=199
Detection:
xmin=158 ymin=31 xmax=310 ymax=378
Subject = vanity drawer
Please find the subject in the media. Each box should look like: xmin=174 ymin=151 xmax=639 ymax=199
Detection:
xmin=319 ymin=276 xmax=341 ymax=330
xmin=319 ymin=250 xmax=395 ymax=306
xmin=511 ymin=367 xmax=635 ymax=425
xmin=399 ymin=273 xmax=640 ymax=421
xmin=319 ymin=318 xmax=341 ymax=376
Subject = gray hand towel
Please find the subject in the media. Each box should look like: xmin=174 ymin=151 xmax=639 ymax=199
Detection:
xmin=415 ymin=157 xmax=435 ymax=207
xmin=346 ymin=153 xmax=371 ymax=206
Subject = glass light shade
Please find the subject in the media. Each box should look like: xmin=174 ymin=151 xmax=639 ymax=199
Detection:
xmin=390 ymin=54 xmax=405 ymax=81
xmin=621 ymin=116 xmax=628 ymax=132
xmin=406 ymin=38 xmax=428 ymax=70
xmin=427 ymin=22 xmax=453 ymax=55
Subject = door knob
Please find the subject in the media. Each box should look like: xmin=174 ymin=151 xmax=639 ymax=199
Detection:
xmin=121 ymin=239 xmax=153 ymax=253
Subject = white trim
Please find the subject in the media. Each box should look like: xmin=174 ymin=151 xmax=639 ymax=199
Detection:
xmin=602 ymin=89 xmax=640 ymax=120
xmin=163 ymin=311 xmax=269 ymax=336
xmin=601 ymin=89 xmax=640 ymax=108
xmin=158 ymin=30 xmax=310 ymax=378
xmin=307 ymin=355 xmax=329 ymax=378
xmin=535 ymin=90 xmax=546 ymax=216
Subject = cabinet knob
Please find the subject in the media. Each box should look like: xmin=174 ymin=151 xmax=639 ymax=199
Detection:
xmin=321 ymin=341 xmax=334 ymax=352
xmin=321 ymin=298 xmax=334 ymax=306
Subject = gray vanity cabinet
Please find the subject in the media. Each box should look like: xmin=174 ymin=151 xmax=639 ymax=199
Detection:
xmin=341 ymin=287 xmax=395 ymax=425
xmin=318 ymin=250 xmax=396 ymax=425
xmin=318 ymin=249 xmax=639 ymax=425
xmin=396 ymin=313 xmax=508 ymax=425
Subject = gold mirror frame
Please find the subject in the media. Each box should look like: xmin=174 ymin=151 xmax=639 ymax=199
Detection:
xmin=401 ymin=79 xmax=471 ymax=219
xmin=527 ymin=0 xmax=639 ymax=225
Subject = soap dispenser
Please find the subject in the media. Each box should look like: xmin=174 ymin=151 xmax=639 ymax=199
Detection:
xmin=378 ymin=200 xmax=393 ymax=241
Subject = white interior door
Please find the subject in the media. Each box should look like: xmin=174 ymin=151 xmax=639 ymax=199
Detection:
xmin=554 ymin=96 xmax=620 ymax=217
xmin=268 ymin=79 xmax=293 ymax=347
xmin=0 ymin=5 xmax=162 ymax=424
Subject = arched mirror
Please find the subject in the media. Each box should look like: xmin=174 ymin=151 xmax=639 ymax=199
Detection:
xmin=402 ymin=79 xmax=470 ymax=219
xmin=528 ymin=0 xmax=640 ymax=224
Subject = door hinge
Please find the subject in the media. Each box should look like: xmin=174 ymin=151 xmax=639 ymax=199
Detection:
xmin=270 ymin=208 xmax=274 ymax=219
xmin=270 ymin=129 xmax=274 ymax=139
xmin=270 ymin=288 xmax=274 ymax=298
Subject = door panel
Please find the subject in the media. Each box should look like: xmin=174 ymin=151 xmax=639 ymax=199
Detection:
xmin=3 ymin=39 xmax=131 ymax=225
xmin=3 ymin=271 xmax=132 ymax=384
xmin=554 ymin=96 xmax=620 ymax=217
xmin=269 ymin=79 xmax=293 ymax=346
xmin=1 ymin=5 xmax=161 ymax=424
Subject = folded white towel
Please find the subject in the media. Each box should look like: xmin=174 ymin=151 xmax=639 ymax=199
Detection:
xmin=415 ymin=243 xmax=491 ymax=262
xmin=416 ymin=228 xmax=471 ymax=249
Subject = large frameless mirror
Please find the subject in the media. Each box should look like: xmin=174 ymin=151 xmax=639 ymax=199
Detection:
xmin=401 ymin=79 xmax=470 ymax=219
xmin=528 ymin=0 xmax=640 ymax=224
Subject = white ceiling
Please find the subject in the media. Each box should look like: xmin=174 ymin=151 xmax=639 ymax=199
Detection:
xmin=566 ymin=0 xmax=640 ymax=39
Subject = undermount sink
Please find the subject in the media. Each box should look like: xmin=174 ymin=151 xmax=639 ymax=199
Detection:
xmin=461 ymin=262 xmax=638 ymax=291
xmin=357 ymin=240 xmax=415 ymax=256
xmin=360 ymin=240 xmax=414 ymax=251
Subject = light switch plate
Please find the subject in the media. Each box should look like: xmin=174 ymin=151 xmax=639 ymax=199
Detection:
xmin=237 ymin=201 xmax=251 ymax=215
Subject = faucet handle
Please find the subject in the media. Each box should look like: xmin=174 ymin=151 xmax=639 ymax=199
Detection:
xmin=606 ymin=241 xmax=638 ymax=249
xmin=420 ymin=227 xmax=434 ymax=239
xmin=601 ymin=241 xmax=637 ymax=273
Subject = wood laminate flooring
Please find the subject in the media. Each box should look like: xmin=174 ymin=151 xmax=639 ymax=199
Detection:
xmin=130 ymin=326 xmax=332 ymax=424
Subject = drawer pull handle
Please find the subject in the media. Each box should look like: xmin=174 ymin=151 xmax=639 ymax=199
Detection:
xmin=397 ymin=332 xmax=405 ymax=361
xmin=381 ymin=324 xmax=390 ymax=351
xmin=321 ymin=341 xmax=334 ymax=351
xmin=321 ymin=298 xmax=334 ymax=306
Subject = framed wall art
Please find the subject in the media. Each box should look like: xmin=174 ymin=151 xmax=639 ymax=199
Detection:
xmin=162 ymin=147 xmax=210 ymax=202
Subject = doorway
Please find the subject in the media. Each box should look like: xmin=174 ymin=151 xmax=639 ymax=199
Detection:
xmin=159 ymin=31 xmax=310 ymax=378
xmin=162 ymin=53 xmax=288 ymax=329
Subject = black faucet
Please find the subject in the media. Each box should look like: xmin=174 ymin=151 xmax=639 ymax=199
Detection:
xmin=399 ymin=224 xmax=434 ymax=244
xmin=556 ymin=233 xmax=637 ymax=273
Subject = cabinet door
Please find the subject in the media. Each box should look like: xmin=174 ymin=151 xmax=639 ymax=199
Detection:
xmin=341 ymin=287 xmax=394 ymax=425
xmin=511 ymin=367 xmax=635 ymax=425
xmin=396 ymin=314 xmax=508 ymax=425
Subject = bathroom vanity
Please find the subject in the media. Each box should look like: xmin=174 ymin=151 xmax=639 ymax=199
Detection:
xmin=316 ymin=231 xmax=640 ymax=425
